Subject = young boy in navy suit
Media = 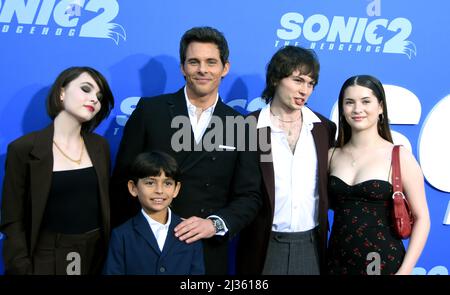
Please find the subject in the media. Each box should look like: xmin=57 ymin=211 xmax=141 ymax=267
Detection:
xmin=103 ymin=151 xmax=205 ymax=274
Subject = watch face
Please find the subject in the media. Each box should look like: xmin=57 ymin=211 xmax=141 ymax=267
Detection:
xmin=213 ymin=218 xmax=223 ymax=232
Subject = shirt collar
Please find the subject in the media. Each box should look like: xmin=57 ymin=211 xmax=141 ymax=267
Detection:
xmin=184 ymin=86 xmax=218 ymax=117
xmin=256 ymin=103 xmax=272 ymax=129
xmin=141 ymin=207 xmax=171 ymax=228
xmin=257 ymin=103 xmax=322 ymax=130
xmin=302 ymin=105 xmax=322 ymax=129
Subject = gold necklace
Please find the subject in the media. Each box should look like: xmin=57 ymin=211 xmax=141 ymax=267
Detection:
xmin=53 ymin=137 xmax=84 ymax=165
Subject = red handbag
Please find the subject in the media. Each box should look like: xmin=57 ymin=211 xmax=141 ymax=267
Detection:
xmin=391 ymin=145 xmax=414 ymax=239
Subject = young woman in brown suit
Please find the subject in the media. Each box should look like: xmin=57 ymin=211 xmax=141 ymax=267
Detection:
xmin=1 ymin=67 xmax=114 ymax=274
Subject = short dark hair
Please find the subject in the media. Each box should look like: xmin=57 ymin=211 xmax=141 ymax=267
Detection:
xmin=336 ymin=75 xmax=393 ymax=147
xmin=179 ymin=26 xmax=229 ymax=65
xmin=46 ymin=66 xmax=114 ymax=132
xmin=128 ymin=151 xmax=181 ymax=184
xmin=262 ymin=46 xmax=320 ymax=103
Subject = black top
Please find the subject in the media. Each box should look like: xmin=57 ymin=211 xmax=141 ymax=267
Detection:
xmin=41 ymin=167 xmax=101 ymax=234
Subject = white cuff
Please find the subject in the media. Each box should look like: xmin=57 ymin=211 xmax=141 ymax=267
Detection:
xmin=207 ymin=215 xmax=228 ymax=236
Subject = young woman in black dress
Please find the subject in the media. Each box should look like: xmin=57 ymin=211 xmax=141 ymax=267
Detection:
xmin=327 ymin=75 xmax=430 ymax=275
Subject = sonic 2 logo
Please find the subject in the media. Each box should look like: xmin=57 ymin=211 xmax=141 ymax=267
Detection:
xmin=275 ymin=13 xmax=416 ymax=59
xmin=0 ymin=0 xmax=126 ymax=44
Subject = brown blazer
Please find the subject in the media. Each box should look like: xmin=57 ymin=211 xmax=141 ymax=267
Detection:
xmin=0 ymin=124 xmax=111 ymax=274
xmin=236 ymin=110 xmax=336 ymax=274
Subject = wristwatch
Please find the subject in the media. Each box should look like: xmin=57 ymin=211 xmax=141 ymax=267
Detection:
xmin=210 ymin=217 xmax=225 ymax=233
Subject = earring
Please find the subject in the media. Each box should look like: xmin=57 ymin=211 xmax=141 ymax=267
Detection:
xmin=378 ymin=113 xmax=384 ymax=124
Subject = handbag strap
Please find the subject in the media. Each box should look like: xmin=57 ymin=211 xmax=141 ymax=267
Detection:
xmin=391 ymin=145 xmax=403 ymax=195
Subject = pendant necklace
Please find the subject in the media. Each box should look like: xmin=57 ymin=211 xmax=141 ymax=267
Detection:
xmin=351 ymin=154 xmax=356 ymax=167
xmin=53 ymin=137 xmax=84 ymax=165
xmin=347 ymin=148 xmax=359 ymax=167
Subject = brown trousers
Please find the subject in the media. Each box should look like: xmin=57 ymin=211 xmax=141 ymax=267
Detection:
xmin=32 ymin=228 xmax=103 ymax=275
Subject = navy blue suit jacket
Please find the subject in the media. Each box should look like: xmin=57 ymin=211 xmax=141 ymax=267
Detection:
xmin=103 ymin=211 xmax=204 ymax=275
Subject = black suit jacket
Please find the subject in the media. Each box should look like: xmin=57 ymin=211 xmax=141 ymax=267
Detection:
xmin=111 ymin=88 xmax=262 ymax=274
xmin=0 ymin=124 xmax=111 ymax=274
xmin=236 ymin=109 xmax=336 ymax=274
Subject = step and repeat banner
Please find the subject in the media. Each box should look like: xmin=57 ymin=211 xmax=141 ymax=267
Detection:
xmin=0 ymin=0 xmax=448 ymax=275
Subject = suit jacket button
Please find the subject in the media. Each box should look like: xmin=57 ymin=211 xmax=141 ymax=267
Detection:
xmin=200 ymin=208 xmax=205 ymax=213
xmin=159 ymin=266 xmax=166 ymax=273
xmin=205 ymin=183 xmax=210 ymax=187
xmin=212 ymin=156 xmax=216 ymax=161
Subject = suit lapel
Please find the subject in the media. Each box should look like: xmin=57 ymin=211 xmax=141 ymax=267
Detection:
xmin=133 ymin=212 xmax=162 ymax=255
xmin=167 ymin=88 xmax=190 ymax=120
xmin=311 ymin=122 xmax=328 ymax=190
xmin=252 ymin=110 xmax=276 ymax=215
xmin=29 ymin=125 xmax=54 ymax=252
xmin=176 ymin=95 xmax=229 ymax=174
xmin=311 ymin=121 xmax=329 ymax=227
xmin=167 ymin=88 xmax=194 ymax=170
xmin=84 ymin=134 xmax=110 ymax=241
xmin=160 ymin=214 xmax=181 ymax=259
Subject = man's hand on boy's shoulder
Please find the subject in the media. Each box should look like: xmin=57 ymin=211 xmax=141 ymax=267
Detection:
xmin=174 ymin=216 xmax=216 ymax=243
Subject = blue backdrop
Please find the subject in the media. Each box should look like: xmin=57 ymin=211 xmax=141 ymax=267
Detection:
xmin=0 ymin=0 xmax=449 ymax=275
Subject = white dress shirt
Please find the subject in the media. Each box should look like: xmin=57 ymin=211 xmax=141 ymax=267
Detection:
xmin=257 ymin=104 xmax=321 ymax=232
xmin=141 ymin=208 xmax=172 ymax=252
xmin=184 ymin=87 xmax=218 ymax=144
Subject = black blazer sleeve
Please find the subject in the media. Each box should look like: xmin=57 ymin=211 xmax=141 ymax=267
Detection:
xmin=215 ymin=116 xmax=262 ymax=237
xmin=1 ymin=142 xmax=33 ymax=274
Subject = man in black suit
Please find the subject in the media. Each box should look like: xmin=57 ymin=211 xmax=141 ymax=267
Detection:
xmin=111 ymin=27 xmax=262 ymax=275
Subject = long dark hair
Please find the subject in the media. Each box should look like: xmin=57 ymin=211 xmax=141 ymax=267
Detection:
xmin=336 ymin=75 xmax=393 ymax=147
